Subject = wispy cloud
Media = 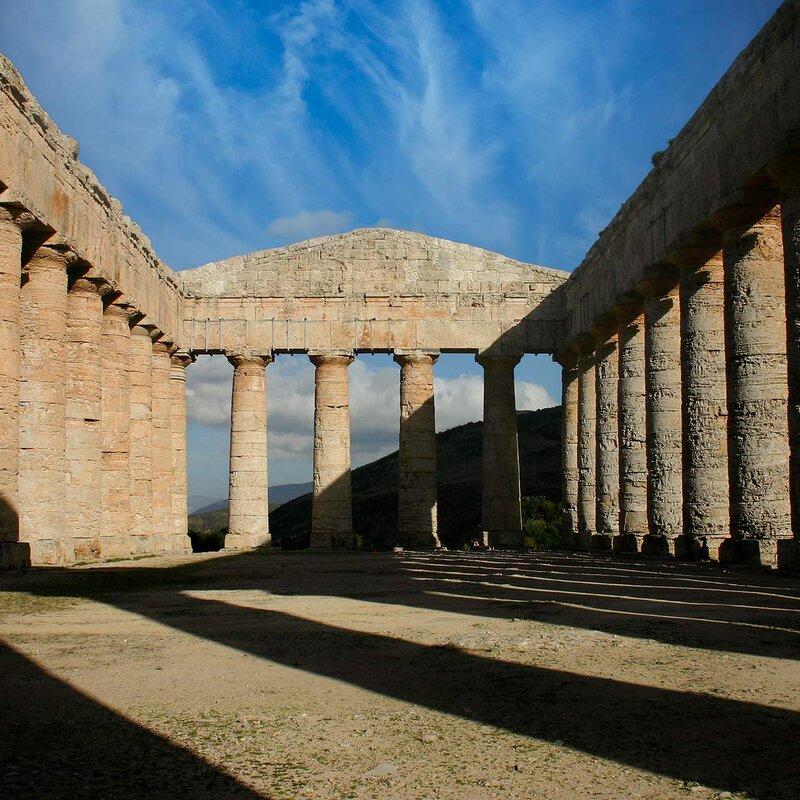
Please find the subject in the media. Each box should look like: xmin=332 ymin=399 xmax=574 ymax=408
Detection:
xmin=267 ymin=209 xmax=352 ymax=241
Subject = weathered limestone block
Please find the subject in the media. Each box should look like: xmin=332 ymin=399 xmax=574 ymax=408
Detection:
xmin=66 ymin=276 xmax=103 ymax=560
xmin=151 ymin=339 xmax=175 ymax=551
xmin=128 ymin=323 xmax=155 ymax=550
xmin=554 ymin=350 xmax=579 ymax=547
xmin=575 ymin=340 xmax=596 ymax=551
xmin=101 ymin=301 xmax=135 ymax=557
xmin=476 ymin=352 xmax=522 ymax=547
xmin=20 ymin=243 xmax=71 ymax=564
xmin=310 ymin=351 xmax=354 ymax=548
xmin=592 ymin=327 xmax=619 ymax=549
xmin=640 ymin=269 xmax=683 ymax=556
xmin=717 ymin=203 xmax=791 ymax=567
xmin=677 ymin=244 xmax=729 ymax=560
xmin=394 ymin=350 xmax=440 ymax=549
xmin=770 ymin=154 xmax=800 ymax=568
xmin=0 ymin=207 xmax=29 ymax=568
xmin=612 ymin=298 xmax=648 ymax=552
xmin=170 ymin=351 xmax=193 ymax=548
xmin=227 ymin=352 xmax=271 ymax=549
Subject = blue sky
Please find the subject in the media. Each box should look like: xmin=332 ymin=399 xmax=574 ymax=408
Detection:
xmin=0 ymin=0 xmax=782 ymax=505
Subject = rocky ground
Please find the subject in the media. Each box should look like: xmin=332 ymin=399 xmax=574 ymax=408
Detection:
xmin=0 ymin=549 xmax=798 ymax=800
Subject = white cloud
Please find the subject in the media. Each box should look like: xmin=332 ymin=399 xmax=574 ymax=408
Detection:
xmin=186 ymin=355 xmax=555 ymax=469
xmin=267 ymin=209 xmax=352 ymax=241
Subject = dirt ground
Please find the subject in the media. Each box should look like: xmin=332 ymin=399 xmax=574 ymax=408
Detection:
xmin=0 ymin=549 xmax=798 ymax=800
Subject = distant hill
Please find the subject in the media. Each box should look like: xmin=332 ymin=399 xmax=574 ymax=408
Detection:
xmin=270 ymin=405 xmax=562 ymax=550
xmin=188 ymin=481 xmax=313 ymax=532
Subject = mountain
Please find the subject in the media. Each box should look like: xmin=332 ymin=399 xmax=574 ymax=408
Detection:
xmin=191 ymin=482 xmax=313 ymax=517
xmin=270 ymin=405 xmax=562 ymax=550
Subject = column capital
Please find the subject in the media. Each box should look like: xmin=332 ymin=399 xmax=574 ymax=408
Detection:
xmin=569 ymin=333 xmax=595 ymax=361
xmin=309 ymin=349 xmax=354 ymax=368
xmin=0 ymin=204 xmax=37 ymax=230
xmin=152 ymin=339 xmax=172 ymax=356
xmin=68 ymin=276 xmax=104 ymax=296
xmin=104 ymin=301 xmax=140 ymax=324
xmin=170 ymin=350 xmax=195 ymax=370
xmin=552 ymin=348 xmax=578 ymax=370
xmin=475 ymin=351 xmax=521 ymax=369
xmin=226 ymin=350 xmax=273 ymax=369
xmin=25 ymin=242 xmax=77 ymax=274
xmin=711 ymin=191 xmax=780 ymax=233
xmin=636 ymin=264 xmax=679 ymax=299
xmin=393 ymin=349 xmax=439 ymax=366
xmin=670 ymin=228 xmax=723 ymax=270
xmin=766 ymin=152 xmax=800 ymax=195
xmin=130 ymin=322 xmax=155 ymax=338
xmin=610 ymin=292 xmax=644 ymax=326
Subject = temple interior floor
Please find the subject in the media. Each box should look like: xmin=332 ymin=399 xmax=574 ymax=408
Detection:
xmin=0 ymin=548 xmax=798 ymax=800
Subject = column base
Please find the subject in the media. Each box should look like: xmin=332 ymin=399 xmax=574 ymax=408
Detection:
xmin=777 ymin=539 xmax=800 ymax=571
xmin=673 ymin=534 xmax=728 ymax=561
xmin=576 ymin=531 xmax=592 ymax=551
xmin=487 ymin=529 xmax=524 ymax=548
xmin=401 ymin=532 xmax=441 ymax=549
xmin=719 ymin=537 xmax=788 ymax=568
xmin=612 ymin=533 xmax=644 ymax=554
xmin=641 ymin=534 xmax=678 ymax=557
xmin=591 ymin=533 xmax=613 ymax=551
xmin=0 ymin=541 xmax=31 ymax=570
xmin=224 ymin=532 xmax=271 ymax=550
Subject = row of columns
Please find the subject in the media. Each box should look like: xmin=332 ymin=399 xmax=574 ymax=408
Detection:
xmin=0 ymin=208 xmax=190 ymax=567
xmin=224 ymin=349 xmax=524 ymax=550
xmin=558 ymin=181 xmax=800 ymax=567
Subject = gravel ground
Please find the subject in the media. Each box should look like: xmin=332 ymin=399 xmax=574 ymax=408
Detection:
xmin=0 ymin=549 xmax=798 ymax=800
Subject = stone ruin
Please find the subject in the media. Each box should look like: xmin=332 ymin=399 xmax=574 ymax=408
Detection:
xmin=1 ymin=1 xmax=800 ymax=569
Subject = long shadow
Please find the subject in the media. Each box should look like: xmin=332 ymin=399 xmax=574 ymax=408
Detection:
xmin=4 ymin=550 xmax=800 ymax=797
xmin=93 ymin=587 xmax=800 ymax=799
xmin=0 ymin=640 xmax=267 ymax=800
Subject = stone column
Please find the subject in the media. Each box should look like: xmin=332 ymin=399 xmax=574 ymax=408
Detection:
xmin=716 ymin=202 xmax=791 ymax=566
xmin=575 ymin=340 xmax=596 ymax=550
xmin=19 ymin=243 xmax=71 ymax=564
xmin=553 ymin=350 xmax=579 ymax=547
xmin=0 ymin=207 xmax=28 ymax=568
xmin=128 ymin=323 xmax=155 ymax=550
xmin=101 ymin=300 xmax=134 ymax=558
xmin=592 ymin=326 xmax=619 ymax=549
xmin=476 ymin=352 xmax=522 ymax=548
xmin=612 ymin=297 xmax=648 ymax=552
xmin=226 ymin=352 xmax=271 ymax=549
xmin=676 ymin=243 xmax=729 ymax=560
xmin=170 ymin=351 xmax=193 ymax=550
xmin=66 ymin=275 xmax=103 ymax=560
xmin=310 ymin=351 xmax=354 ymax=548
xmin=639 ymin=267 xmax=683 ymax=556
xmin=394 ymin=350 xmax=440 ymax=549
xmin=770 ymin=154 xmax=800 ymax=567
xmin=151 ymin=338 xmax=174 ymax=551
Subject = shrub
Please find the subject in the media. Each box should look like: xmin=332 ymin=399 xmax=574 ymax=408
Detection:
xmin=521 ymin=496 xmax=561 ymax=550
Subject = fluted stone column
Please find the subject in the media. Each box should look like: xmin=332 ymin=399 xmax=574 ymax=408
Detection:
xmin=226 ymin=352 xmax=271 ymax=549
xmin=0 ymin=207 xmax=28 ymax=568
xmin=101 ymin=301 xmax=134 ymax=558
xmin=575 ymin=341 xmax=596 ymax=551
xmin=310 ymin=351 xmax=354 ymax=548
xmin=640 ymin=268 xmax=683 ymax=556
xmin=677 ymin=244 xmax=729 ymax=560
xmin=554 ymin=351 xmax=579 ymax=547
xmin=129 ymin=323 xmax=155 ymax=550
xmin=476 ymin=352 xmax=522 ymax=548
xmin=770 ymin=154 xmax=800 ymax=567
xmin=151 ymin=338 xmax=174 ymax=551
xmin=394 ymin=350 xmax=440 ymax=549
xmin=66 ymin=276 xmax=103 ymax=560
xmin=593 ymin=329 xmax=619 ymax=549
xmin=612 ymin=298 xmax=647 ymax=552
xmin=19 ymin=243 xmax=71 ymax=564
xmin=170 ymin=351 xmax=193 ymax=550
xmin=716 ymin=203 xmax=791 ymax=566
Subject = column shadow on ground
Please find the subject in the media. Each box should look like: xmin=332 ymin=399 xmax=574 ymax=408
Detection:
xmin=4 ymin=550 xmax=800 ymax=799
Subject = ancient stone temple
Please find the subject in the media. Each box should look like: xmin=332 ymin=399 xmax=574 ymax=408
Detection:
xmin=2 ymin=2 xmax=800 ymax=569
